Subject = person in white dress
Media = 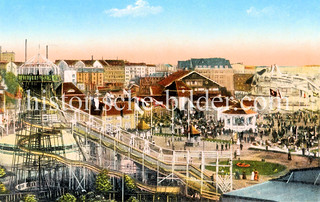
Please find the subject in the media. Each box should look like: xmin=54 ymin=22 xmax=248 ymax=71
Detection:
xmin=251 ymin=170 xmax=255 ymax=181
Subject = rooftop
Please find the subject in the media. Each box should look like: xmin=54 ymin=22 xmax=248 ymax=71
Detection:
xmin=158 ymin=70 xmax=190 ymax=87
xmin=178 ymin=58 xmax=232 ymax=70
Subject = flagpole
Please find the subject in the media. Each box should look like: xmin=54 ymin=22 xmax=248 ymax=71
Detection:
xmin=151 ymin=105 xmax=153 ymax=137
xmin=171 ymin=103 xmax=174 ymax=150
xmin=188 ymin=100 xmax=190 ymax=142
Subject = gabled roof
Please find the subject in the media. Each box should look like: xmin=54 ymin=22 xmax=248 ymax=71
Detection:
xmin=222 ymin=102 xmax=257 ymax=115
xmin=61 ymin=82 xmax=85 ymax=96
xmin=13 ymin=62 xmax=24 ymax=66
xmin=82 ymin=60 xmax=95 ymax=66
xmin=105 ymin=60 xmax=125 ymax=66
xmin=158 ymin=70 xmax=223 ymax=88
xmin=98 ymin=60 xmax=109 ymax=66
xmin=64 ymin=60 xmax=79 ymax=66
xmin=158 ymin=70 xmax=190 ymax=87
xmin=150 ymin=85 xmax=164 ymax=96
xmin=125 ymin=62 xmax=146 ymax=66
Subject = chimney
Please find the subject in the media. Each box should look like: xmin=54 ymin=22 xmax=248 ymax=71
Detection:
xmin=0 ymin=46 xmax=2 ymax=61
xmin=25 ymin=39 xmax=27 ymax=62
xmin=46 ymin=45 xmax=48 ymax=59
xmin=91 ymin=55 xmax=93 ymax=61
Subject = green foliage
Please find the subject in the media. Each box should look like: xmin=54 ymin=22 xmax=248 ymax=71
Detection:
xmin=23 ymin=194 xmax=37 ymax=202
xmin=125 ymin=175 xmax=136 ymax=191
xmin=57 ymin=193 xmax=76 ymax=202
xmin=81 ymin=191 xmax=112 ymax=202
xmin=0 ymin=167 xmax=6 ymax=178
xmin=202 ymin=138 xmax=231 ymax=144
xmin=4 ymin=72 xmax=19 ymax=94
xmin=0 ymin=182 xmax=7 ymax=194
xmin=3 ymin=72 xmax=20 ymax=105
xmin=96 ymin=169 xmax=112 ymax=193
xmin=127 ymin=196 xmax=139 ymax=202
xmin=206 ymin=160 xmax=286 ymax=176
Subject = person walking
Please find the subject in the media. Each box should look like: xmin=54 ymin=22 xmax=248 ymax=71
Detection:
xmin=251 ymin=170 xmax=255 ymax=181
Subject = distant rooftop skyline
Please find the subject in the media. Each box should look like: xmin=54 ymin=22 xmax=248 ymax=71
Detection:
xmin=1 ymin=0 xmax=320 ymax=65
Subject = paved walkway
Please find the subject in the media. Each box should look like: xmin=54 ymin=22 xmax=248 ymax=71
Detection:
xmin=152 ymin=134 xmax=319 ymax=191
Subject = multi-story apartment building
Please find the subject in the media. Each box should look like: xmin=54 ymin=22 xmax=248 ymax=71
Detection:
xmin=156 ymin=64 xmax=176 ymax=73
xmin=146 ymin=64 xmax=156 ymax=76
xmin=104 ymin=60 xmax=125 ymax=87
xmin=178 ymin=58 xmax=234 ymax=94
xmin=124 ymin=62 xmax=157 ymax=85
xmin=0 ymin=51 xmax=15 ymax=62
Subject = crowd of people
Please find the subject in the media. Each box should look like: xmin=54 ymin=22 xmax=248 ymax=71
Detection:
xmin=257 ymin=111 xmax=320 ymax=155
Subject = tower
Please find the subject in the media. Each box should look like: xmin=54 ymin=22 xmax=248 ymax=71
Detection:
xmin=10 ymin=54 xmax=67 ymax=198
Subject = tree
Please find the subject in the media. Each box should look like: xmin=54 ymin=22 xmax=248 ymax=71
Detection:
xmin=96 ymin=169 xmax=112 ymax=194
xmin=125 ymin=175 xmax=136 ymax=191
xmin=23 ymin=194 xmax=37 ymax=202
xmin=0 ymin=182 xmax=7 ymax=194
xmin=127 ymin=196 xmax=139 ymax=202
xmin=57 ymin=193 xmax=76 ymax=202
xmin=0 ymin=167 xmax=5 ymax=178
xmin=3 ymin=72 xmax=20 ymax=105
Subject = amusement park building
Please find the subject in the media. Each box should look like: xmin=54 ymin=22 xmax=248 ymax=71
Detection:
xmin=178 ymin=58 xmax=234 ymax=93
xmin=250 ymin=64 xmax=320 ymax=110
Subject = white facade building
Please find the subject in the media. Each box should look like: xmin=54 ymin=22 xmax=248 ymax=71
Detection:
xmin=125 ymin=63 xmax=156 ymax=85
xmin=64 ymin=70 xmax=77 ymax=84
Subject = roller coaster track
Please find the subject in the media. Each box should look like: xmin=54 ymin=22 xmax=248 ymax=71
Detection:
xmin=19 ymin=96 xmax=232 ymax=200
xmin=19 ymin=121 xmax=180 ymax=194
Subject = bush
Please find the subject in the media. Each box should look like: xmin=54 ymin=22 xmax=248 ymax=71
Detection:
xmin=23 ymin=194 xmax=37 ymax=202
xmin=0 ymin=167 xmax=6 ymax=178
xmin=0 ymin=182 xmax=7 ymax=194
xmin=57 ymin=193 xmax=76 ymax=202
xmin=127 ymin=196 xmax=139 ymax=202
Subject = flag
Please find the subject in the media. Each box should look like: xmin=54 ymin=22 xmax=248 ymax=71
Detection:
xmin=270 ymin=89 xmax=278 ymax=97
xmin=136 ymin=97 xmax=150 ymax=107
xmin=277 ymin=89 xmax=282 ymax=99
xmin=152 ymin=98 xmax=166 ymax=108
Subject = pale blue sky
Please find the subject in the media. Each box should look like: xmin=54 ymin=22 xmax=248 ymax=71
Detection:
xmin=0 ymin=0 xmax=320 ymax=65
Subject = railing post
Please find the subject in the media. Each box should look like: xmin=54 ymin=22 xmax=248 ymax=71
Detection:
xmin=142 ymin=151 xmax=145 ymax=183
xmin=200 ymin=151 xmax=204 ymax=194
xmin=172 ymin=151 xmax=175 ymax=182
xmin=186 ymin=150 xmax=189 ymax=196
xmin=230 ymin=141 xmax=233 ymax=191
xmin=216 ymin=151 xmax=219 ymax=193
xmin=157 ymin=159 xmax=159 ymax=185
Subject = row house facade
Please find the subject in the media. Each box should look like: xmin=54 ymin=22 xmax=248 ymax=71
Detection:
xmin=0 ymin=61 xmax=23 ymax=76
xmin=104 ymin=60 xmax=125 ymax=88
xmin=56 ymin=60 xmax=104 ymax=91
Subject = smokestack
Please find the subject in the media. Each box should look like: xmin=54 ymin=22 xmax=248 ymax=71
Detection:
xmin=25 ymin=39 xmax=27 ymax=62
xmin=0 ymin=46 xmax=2 ymax=61
xmin=91 ymin=55 xmax=93 ymax=61
xmin=46 ymin=45 xmax=48 ymax=59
